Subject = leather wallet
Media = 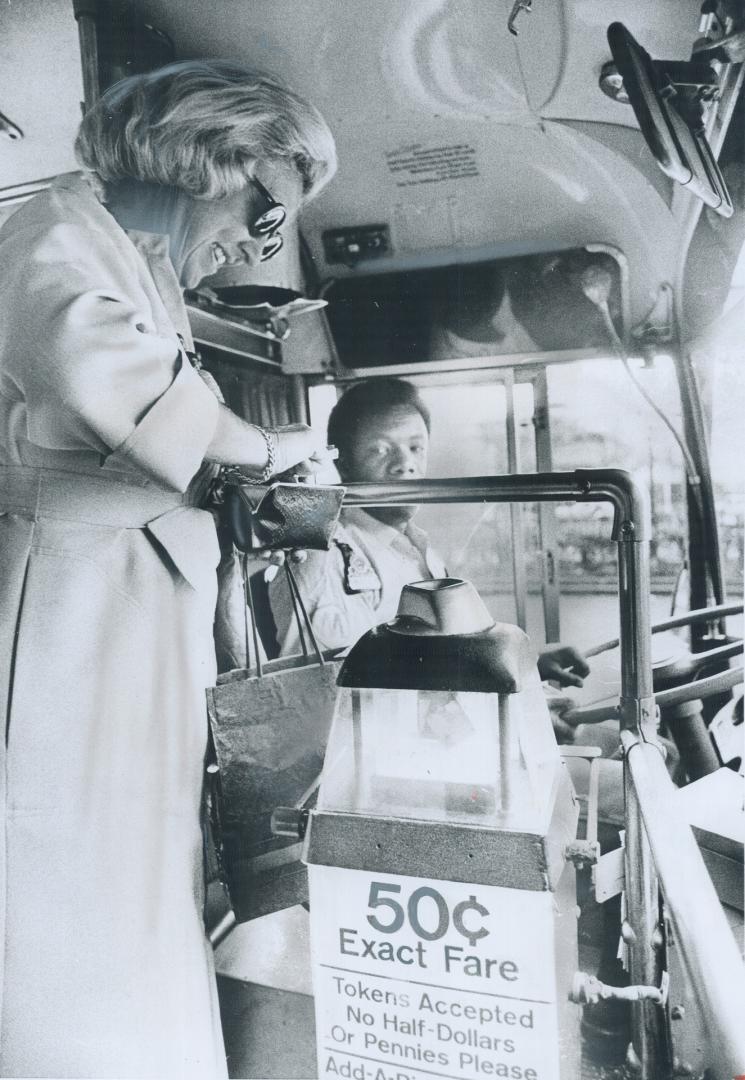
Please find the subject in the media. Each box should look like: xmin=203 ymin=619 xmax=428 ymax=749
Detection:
xmin=222 ymin=479 xmax=346 ymax=552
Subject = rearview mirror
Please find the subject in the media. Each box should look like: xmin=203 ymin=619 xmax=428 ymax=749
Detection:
xmin=607 ymin=21 xmax=733 ymax=218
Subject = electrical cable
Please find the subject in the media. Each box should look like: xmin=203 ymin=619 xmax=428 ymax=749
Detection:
xmin=579 ymin=266 xmax=705 ymax=521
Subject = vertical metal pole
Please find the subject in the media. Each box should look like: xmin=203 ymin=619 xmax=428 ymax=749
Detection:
xmin=623 ymin=766 xmax=665 ymax=1071
xmin=617 ymin=534 xmax=671 ymax=1079
xmin=498 ymin=693 xmax=515 ymax=814
xmin=504 ymin=372 xmax=527 ymax=630
xmin=72 ymin=2 xmax=101 ymax=111
xmin=531 ymin=370 xmax=561 ymax=644
xmin=351 ymin=691 xmax=364 ymax=808
xmin=289 ymin=373 xmax=309 ymax=425
xmin=617 ymin=538 xmax=654 ymax=716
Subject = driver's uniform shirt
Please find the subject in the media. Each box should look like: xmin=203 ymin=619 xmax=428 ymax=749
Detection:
xmin=268 ymin=507 xmax=447 ymax=655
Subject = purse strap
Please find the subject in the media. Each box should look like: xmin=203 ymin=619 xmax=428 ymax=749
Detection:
xmin=239 ymin=553 xmax=325 ymax=677
xmin=240 ymin=552 xmax=266 ymax=678
xmin=284 ymin=561 xmax=325 ymax=667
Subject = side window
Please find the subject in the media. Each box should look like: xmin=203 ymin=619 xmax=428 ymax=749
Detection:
xmin=309 ymin=361 xmax=698 ymax=654
xmin=695 ymin=296 xmax=745 ymax=613
xmin=414 ymin=379 xmax=542 ymax=632
xmin=546 ymin=355 xmax=688 ymax=642
xmin=307 ymin=383 xmax=343 ymax=483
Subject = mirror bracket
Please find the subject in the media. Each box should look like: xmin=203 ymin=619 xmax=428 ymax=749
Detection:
xmin=608 ymin=22 xmax=734 ymax=218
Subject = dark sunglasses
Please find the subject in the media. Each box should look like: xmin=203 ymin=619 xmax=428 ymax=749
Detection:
xmin=248 ymin=176 xmax=286 ymax=261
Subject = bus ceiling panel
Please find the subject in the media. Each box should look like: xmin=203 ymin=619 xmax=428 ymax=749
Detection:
xmin=301 ymin=117 xmax=680 ymax=334
xmin=0 ymin=0 xmax=83 ymax=191
xmin=517 ymin=0 xmax=703 ymax=120
xmin=133 ymin=0 xmax=697 ymax=127
xmin=134 ymin=0 xmax=538 ymax=122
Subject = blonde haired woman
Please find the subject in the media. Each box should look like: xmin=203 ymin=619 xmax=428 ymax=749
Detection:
xmin=0 ymin=60 xmax=335 ymax=1078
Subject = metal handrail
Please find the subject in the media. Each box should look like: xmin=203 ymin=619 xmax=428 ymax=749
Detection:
xmin=584 ymin=601 xmax=744 ymax=658
xmin=562 ymin=665 xmax=743 ymax=727
xmin=343 ymin=468 xmax=650 ymax=539
xmin=655 ymin=665 xmax=743 ymax=708
xmin=621 ymin=731 xmax=745 ymax=1076
xmin=341 ymin=468 xmax=745 ymax=1079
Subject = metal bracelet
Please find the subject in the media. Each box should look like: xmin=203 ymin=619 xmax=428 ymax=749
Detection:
xmin=240 ymin=426 xmax=277 ymax=485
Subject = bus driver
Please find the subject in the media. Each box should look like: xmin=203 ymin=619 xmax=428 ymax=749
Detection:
xmin=269 ymin=378 xmax=592 ymax=694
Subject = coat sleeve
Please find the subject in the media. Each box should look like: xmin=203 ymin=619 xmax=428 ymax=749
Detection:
xmin=1 ymin=219 xmax=219 ymax=491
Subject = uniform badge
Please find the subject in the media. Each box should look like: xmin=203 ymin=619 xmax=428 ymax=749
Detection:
xmin=335 ymin=541 xmax=381 ymax=594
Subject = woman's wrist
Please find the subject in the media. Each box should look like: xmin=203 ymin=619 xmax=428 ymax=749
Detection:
xmin=205 ymin=409 xmax=325 ymax=477
xmin=240 ymin=425 xmax=277 ymax=483
xmin=205 ymin=407 xmax=279 ymax=475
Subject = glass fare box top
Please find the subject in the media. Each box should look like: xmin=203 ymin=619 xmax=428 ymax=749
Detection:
xmin=319 ymin=579 xmax=560 ymax=831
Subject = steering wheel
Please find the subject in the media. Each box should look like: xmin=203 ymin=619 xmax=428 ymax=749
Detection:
xmin=563 ymin=602 xmax=743 ymax=728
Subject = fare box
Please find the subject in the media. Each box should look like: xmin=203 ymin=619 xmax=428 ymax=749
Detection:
xmin=308 ymin=864 xmax=561 ymax=1080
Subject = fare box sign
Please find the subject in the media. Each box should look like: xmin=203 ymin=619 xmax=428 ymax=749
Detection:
xmin=308 ymin=864 xmax=561 ymax=1080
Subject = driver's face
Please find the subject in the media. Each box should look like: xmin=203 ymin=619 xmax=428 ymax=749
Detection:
xmin=339 ymin=405 xmax=429 ymax=484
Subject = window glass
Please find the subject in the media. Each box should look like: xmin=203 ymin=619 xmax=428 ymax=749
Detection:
xmin=697 ymin=297 xmax=744 ymax=606
xmin=415 ymin=381 xmax=537 ymax=629
xmin=307 ymin=382 xmax=343 ymax=484
xmin=308 ymin=366 xmax=688 ymax=655
xmin=547 ymin=354 xmax=688 ymax=646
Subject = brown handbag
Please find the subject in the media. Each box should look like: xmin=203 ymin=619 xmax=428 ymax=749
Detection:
xmin=205 ymin=562 xmax=341 ymax=925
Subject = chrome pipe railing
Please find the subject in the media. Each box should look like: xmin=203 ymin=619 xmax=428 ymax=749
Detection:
xmin=585 ymin=601 xmax=743 ymax=657
xmin=342 ymin=469 xmax=744 ymax=1079
xmin=343 ymin=468 xmax=649 ymax=540
xmin=655 ymin=665 xmax=743 ymax=708
xmin=622 ymin=731 xmax=745 ymax=1077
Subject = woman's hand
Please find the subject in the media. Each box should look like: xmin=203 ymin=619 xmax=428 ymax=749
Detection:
xmin=206 ymin=407 xmax=334 ymax=478
xmin=255 ymin=425 xmax=337 ymax=570
xmin=270 ymin=423 xmax=333 ymax=477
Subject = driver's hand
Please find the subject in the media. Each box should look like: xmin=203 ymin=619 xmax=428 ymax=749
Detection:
xmin=552 ymin=715 xmax=577 ymax=745
xmin=257 ymin=549 xmax=308 ymax=581
xmin=544 ymin=689 xmax=578 ymax=744
xmin=538 ymin=644 xmax=590 ymax=689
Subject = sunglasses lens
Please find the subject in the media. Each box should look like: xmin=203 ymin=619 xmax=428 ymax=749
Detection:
xmin=253 ymin=204 xmax=286 ymax=236
xmin=260 ymin=233 xmax=284 ymax=262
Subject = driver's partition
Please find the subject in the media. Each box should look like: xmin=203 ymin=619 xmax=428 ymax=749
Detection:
xmin=341 ymin=468 xmax=745 ymax=1080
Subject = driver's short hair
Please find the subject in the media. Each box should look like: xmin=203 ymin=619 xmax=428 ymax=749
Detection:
xmin=327 ymin=379 xmax=431 ymax=460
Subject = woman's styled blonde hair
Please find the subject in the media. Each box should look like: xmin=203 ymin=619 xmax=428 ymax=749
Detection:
xmin=75 ymin=59 xmax=337 ymax=201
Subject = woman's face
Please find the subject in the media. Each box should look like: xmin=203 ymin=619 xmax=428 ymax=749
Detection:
xmin=176 ymin=163 xmax=304 ymax=288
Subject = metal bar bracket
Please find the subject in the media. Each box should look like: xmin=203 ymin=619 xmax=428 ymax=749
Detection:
xmin=564 ymin=839 xmax=600 ymax=869
xmin=570 ymin=969 xmax=669 ymax=1008
xmin=619 ymin=694 xmax=659 ymax=736
xmin=594 ymin=844 xmax=626 ymax=903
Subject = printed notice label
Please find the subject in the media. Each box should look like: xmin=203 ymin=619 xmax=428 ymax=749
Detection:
xmin=309 ymin=865 xmax=560 ymax=1080
xmin=386 ymin=143 xmax=479 ymax=187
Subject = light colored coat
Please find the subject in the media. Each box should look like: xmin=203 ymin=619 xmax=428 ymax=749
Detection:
xmin=0 ymin=176 xmax=227 ymax=1078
